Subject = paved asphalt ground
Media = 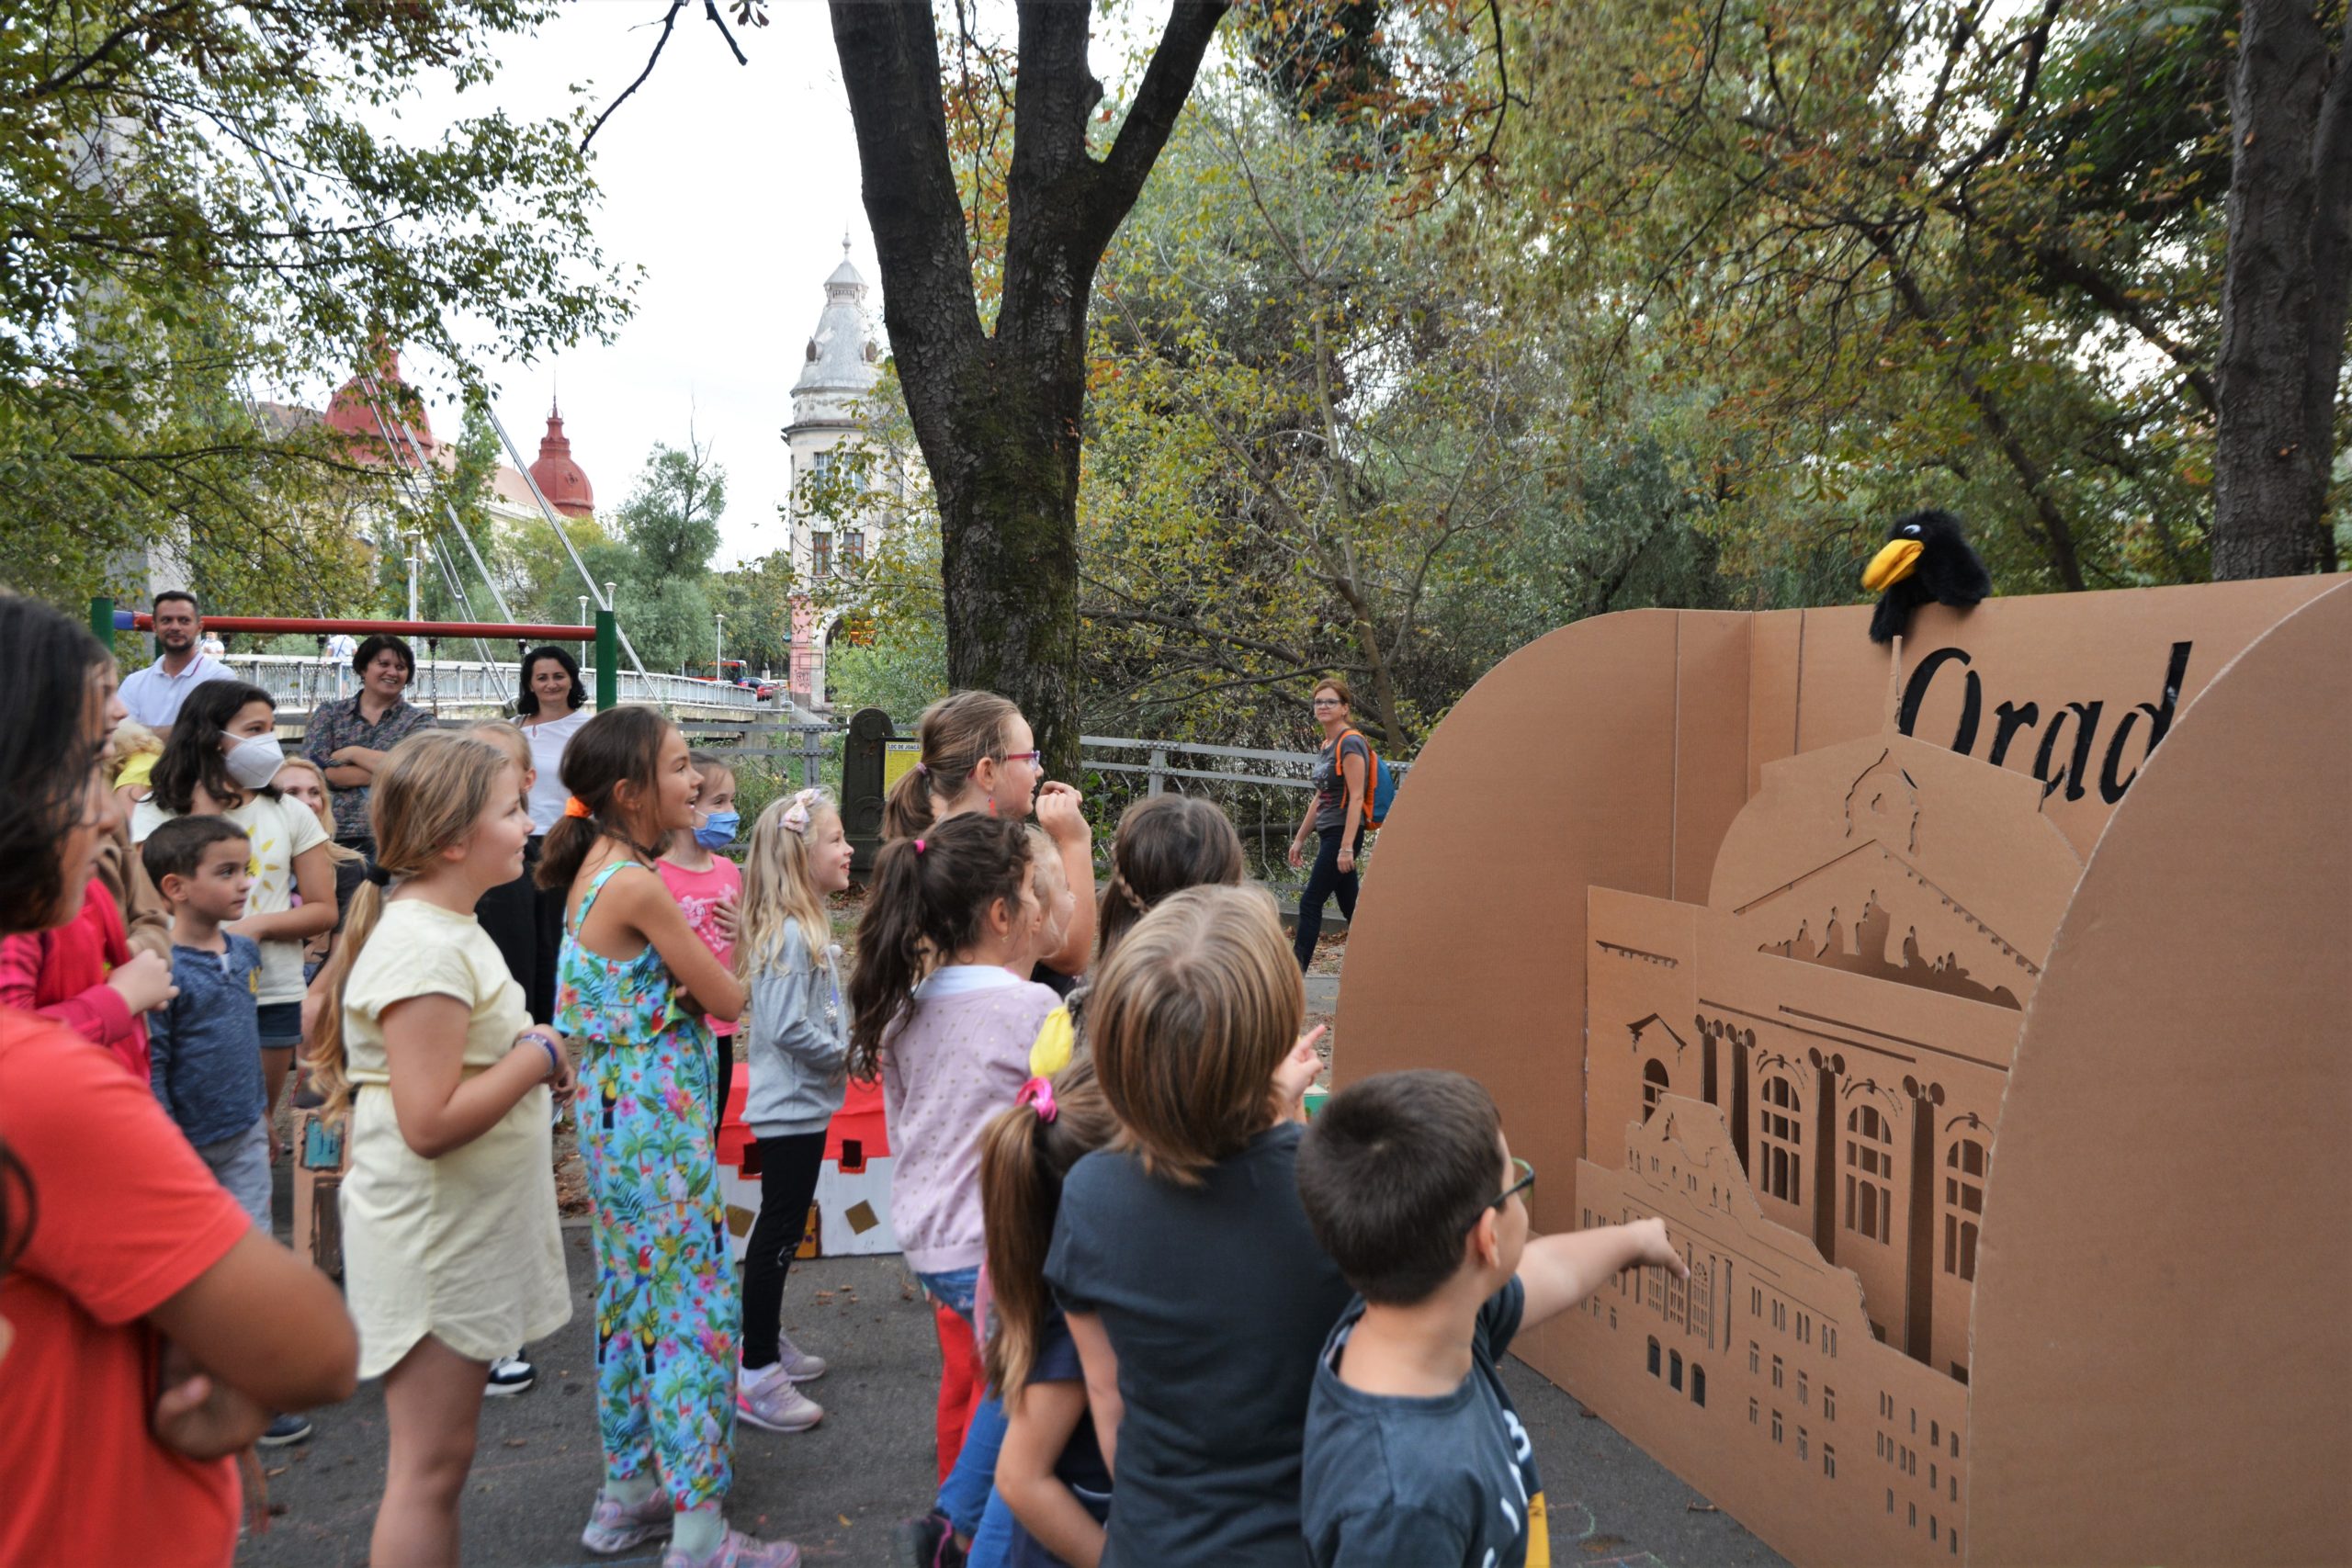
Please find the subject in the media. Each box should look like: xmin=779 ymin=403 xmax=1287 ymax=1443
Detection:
xmin=243 ymin=1224 xmax=1785 ymax=1568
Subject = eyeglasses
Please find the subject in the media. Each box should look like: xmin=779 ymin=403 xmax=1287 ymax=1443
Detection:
xmin=1311 ymin=698 xmax=1343 ymax=708
xmin=1464 ymin=1156 xmax=1535 ymax=1235
xmin=1001 ymin=750 xmax=1043 ymax=768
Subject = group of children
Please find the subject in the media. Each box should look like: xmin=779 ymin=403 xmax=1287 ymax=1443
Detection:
xmin=0 ymin=591 xmax=1689 ymax=1568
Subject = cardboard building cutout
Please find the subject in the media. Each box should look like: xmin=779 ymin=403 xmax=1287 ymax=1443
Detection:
xmin=1334 ymin=578 xmax=2351 ymax=1566
xmin=718 ymin=1077 xmax=899 ymax=1261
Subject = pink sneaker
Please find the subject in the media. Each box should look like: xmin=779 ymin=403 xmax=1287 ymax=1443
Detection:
xmin=661 ymin=1528 xmax=801 ymax=1568
xmin=582 ymin=1487 xmax=674 ymax=1554
xmin=774 ymin=1331 xmax=827 ymax=1382
xmin=737 ymin=1364 xmax=824 ymax=1433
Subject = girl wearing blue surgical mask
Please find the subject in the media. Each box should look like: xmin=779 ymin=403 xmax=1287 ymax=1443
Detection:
xmin=133 ymin=680 xmax=335 ymax=1172
xmin=658 ymin=752 xmax=742 ymax=1134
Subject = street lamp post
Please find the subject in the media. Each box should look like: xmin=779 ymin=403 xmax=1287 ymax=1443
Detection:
xmin=715 ymin=613 xmax=726 ymax=682
xmin=403 ymin=529 xmax=423 ymax=622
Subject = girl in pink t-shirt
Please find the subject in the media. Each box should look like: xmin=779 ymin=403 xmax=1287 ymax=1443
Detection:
xmin=658 ymin=752 xmax=741 ymax=1132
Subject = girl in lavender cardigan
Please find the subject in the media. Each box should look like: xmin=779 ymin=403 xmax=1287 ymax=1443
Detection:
xmin=847 ymin=814 xmax=1055 ymax=1478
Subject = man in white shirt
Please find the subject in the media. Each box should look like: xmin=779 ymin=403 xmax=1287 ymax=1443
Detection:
xmin=323 ymin=632 xmax=357 ymax=699
xmin=118 ymin=592 xmax=237 ymax=731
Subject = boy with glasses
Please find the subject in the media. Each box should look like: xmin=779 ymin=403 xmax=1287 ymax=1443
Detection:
xmin=1295 ymin=1070 xmax=1685 ymax=1566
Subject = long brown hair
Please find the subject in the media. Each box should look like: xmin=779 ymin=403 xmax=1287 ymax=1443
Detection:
xmin=0 ymin=596 xmax=111 ymax=934
xmin=1089 ymin=885 xmax=1301 ymax=1186
xmin=980 ymin=1054 xmax=1117 ymax=1404
xmin=881 ymin=690 xmax=1020 ymax=840
xmin=1095 ymin=795 xmax=1245 ymax=961
xmin=148 ymin=680 xmax=280 ymax=814
xmin=534 ymin=705 xmax=674 ymax=893
xmin=311 ymin=731 xmax=518 ymax=1115
xmin=845 ymin=812 xmax=1032 ymax=1081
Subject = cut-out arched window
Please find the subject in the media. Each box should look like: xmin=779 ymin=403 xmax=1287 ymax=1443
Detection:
xmin=1845 ymin=1105 xmax=1893 ymax=1244
xmin=1944 ymin=1136 xmax=1987 ymax=1280
xmin=1759 ymin=1076 xmax=1803 ymax=1202
xmin=1642 ymin=1058 xmax=1669 ymax=1122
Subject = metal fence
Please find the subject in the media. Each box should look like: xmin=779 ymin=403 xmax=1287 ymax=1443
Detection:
xmin=224 ymin=654 xmax=764 ymax=717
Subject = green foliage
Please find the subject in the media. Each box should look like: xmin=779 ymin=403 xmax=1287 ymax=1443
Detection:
xmin=826 ymin=621 xmax=949 ymax=726
xmin=0 ymin=0 xmax=633 ymax=613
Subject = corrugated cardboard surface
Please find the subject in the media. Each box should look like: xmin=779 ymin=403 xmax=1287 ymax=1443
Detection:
xmin=1964 ymin=581 xmax=2352 ymax=1566
xmin=1335 ymin=610 xmax=1687 ymax=1247
xmin=1337 ymin=573 xmax=2346 ymax=1564
xmin=1340 ymin=579 xmax=2336 ymax=1228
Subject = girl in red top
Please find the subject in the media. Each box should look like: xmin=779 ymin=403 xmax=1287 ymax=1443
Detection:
xmin=0 ymin=595 xmax=357 ymax=1568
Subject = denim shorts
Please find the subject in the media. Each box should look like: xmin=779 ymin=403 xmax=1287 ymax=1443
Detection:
xmin=917 ymin=1265 xmax=981 ymax=1321
xmin=255 ymin=1000 xmax=303 ymax=1048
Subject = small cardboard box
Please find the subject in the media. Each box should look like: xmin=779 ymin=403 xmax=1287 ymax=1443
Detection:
xmin=290 ymin=1104 xmax=348 ymax=1280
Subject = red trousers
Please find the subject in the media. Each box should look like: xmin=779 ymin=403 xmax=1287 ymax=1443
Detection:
xmin=932 ymin=1301 xmax=984 ymax=1485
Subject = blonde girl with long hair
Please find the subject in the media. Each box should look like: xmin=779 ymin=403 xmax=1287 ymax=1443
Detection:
xmin=273 ymin=756 xmax=366 ymax=975
xmin=730 ymin=787 xmax=853 ymax=1436
xmin=309 ymin=730 xmax=573 ymax=1568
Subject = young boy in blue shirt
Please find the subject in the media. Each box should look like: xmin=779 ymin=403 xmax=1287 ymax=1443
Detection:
xmin=1295 ymin=1070 xmax=1687 ymax=1568
xmin=142 ymin=815 xmax=269 ymax=1229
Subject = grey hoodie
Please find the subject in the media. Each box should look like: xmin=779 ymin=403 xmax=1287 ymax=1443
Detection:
xmin=743 ymin=919 xmax=850 ymax=1138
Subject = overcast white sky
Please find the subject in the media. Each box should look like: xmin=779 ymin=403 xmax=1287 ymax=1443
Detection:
xmin=349 ymin=0 xmax=880 ymax=568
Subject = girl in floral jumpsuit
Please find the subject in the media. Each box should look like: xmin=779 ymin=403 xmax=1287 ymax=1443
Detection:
xmin=537 ymin=705 xmax=797 ymax=1568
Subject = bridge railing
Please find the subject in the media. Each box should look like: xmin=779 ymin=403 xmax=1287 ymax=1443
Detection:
xmin=222 ymin=654 xmax=763 ymax=717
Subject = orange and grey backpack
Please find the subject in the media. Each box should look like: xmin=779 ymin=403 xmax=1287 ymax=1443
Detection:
xmin=1337 ymin=728 xmax=1399 ymax=830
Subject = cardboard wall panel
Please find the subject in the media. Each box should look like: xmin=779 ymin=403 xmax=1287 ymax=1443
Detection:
xmin=1964 ymin=582 xmax=2352 ymax=1566
xmin=1336 ymin=611 xmax=1687 ymax=1241
xmin=1671 ymin=612 xmax=1755 ymax=906
xmin=1746 ymin=610 xmax=1805 ymax=799
xmin=1340 ymin=572 xmax=2347 ymax=1564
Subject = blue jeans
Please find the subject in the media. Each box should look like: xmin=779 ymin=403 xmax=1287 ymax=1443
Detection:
xmin=939 ymin=1394 xmax=1011 ymax=1553
xmin=1293 ymin=823 xmax=1358 ymax=970
xmin=918 ymin=1265 xmax=1010 ymax=1552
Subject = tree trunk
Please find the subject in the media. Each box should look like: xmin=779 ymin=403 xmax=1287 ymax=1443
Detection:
xmin=829 ymin=0 xmax=1229 ymax=774
xmin=2212 ymin=0 xmax=2352 ymax=580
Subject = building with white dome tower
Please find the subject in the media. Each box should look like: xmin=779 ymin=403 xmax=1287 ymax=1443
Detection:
xmin=782 ymin=236 xmax=892 ymax=708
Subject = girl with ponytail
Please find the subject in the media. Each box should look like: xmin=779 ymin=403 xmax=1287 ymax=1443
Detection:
xmin=311 ymin=729 xmax=573 ymax=1567
xmin=880 ymin=691 xmax=1097 ymax=984
xmin=536 ymin=706 xmax=792 ymax=1568
xmin=974 ymin=1055 xmax=1120 ymax=1566
xmin=849 ymin=813 xmax=1056 ymax=1558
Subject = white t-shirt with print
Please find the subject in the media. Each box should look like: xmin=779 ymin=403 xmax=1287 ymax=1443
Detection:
xmin=132 ymin=791 xmax=331 ymax=1005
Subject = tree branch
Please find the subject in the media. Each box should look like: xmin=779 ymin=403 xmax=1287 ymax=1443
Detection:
xmin=830 ymin=0 xmax=988 ymax=363
xmin=1083 ymin=0 xmax=1231 ymax=252
xmin=582 ymin=0 xmax=689 ymax=153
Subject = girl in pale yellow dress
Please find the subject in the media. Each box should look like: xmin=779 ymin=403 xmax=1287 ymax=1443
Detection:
xmin=310 ymin=730 xmax=574 ymax=1568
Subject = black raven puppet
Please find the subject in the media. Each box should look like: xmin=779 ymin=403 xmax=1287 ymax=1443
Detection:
xmin=1864 ymin=509 xmax=1992 ymax=644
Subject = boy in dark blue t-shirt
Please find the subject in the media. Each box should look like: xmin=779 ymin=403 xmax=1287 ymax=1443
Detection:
xmin=141 ymin=815 xmax=268 ymax=1230
xmin=1296 ymin=1070 xmax=1687 ymax=1567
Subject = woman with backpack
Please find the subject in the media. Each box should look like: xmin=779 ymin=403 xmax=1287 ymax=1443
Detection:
xmin=1285 ymin=677 xmax=1374 ymax=972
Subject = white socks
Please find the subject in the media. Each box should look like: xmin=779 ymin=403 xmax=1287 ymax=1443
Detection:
xmin=673 ymin=1504 xmax=726 ymax=1559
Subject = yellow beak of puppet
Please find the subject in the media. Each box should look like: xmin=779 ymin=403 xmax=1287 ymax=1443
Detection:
xmin=1862 ymin=537 xmax=1924 ymax=592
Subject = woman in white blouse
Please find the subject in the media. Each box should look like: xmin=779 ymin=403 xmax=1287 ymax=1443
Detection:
xmin=514 ymin=647 xmax=592 ymax=1024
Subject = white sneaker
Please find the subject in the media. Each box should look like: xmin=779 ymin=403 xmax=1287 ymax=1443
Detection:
xmin=487 ymin=1355 xmax=535 ymax=1395
xmin=774 ymin=1331 xmax=827 ymax=1383
xmin=736 ymin=1365 xmax=823 ymax=1433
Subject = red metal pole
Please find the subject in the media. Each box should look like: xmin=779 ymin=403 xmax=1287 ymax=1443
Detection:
xmin=126 ymin=615 xmax=596 ymax=641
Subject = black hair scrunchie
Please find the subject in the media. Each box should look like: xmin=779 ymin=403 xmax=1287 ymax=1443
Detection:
xmin=365 ymin=863 xmax=393 ymax=886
